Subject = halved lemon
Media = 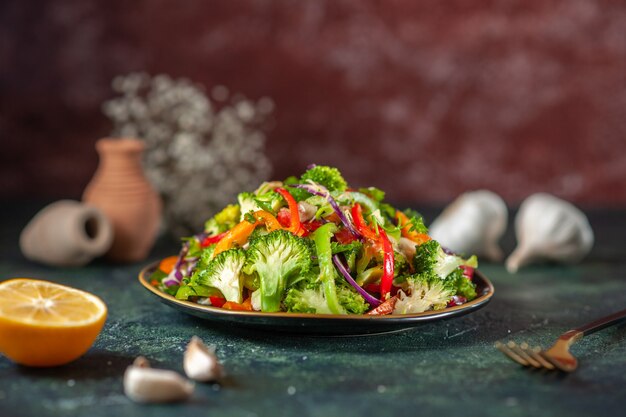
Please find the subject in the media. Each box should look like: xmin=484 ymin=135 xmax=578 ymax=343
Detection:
xmin=0 ymin=278 xmax=107 ymax=367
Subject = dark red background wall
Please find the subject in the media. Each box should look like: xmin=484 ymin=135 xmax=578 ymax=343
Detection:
xmin=1 ymin=0 xmax=625 ymax=206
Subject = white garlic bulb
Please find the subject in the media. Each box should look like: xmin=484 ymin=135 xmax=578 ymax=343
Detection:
xmin=183 ymin=336 xmax=223 ymax=382
xmin=124 ymin=356 xmax=194 ymax=403
xmin=506 ymin=193 xmax=594 ymax=273
xmin=429 ymin=190 xmax=508 ymax=261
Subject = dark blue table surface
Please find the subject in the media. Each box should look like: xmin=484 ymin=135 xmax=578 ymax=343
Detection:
xmin=1 ymin=203 xmax=625 ymax=417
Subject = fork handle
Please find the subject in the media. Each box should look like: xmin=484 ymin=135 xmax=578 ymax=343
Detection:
xmin=561 ymin=307 xmax=626 ymax=342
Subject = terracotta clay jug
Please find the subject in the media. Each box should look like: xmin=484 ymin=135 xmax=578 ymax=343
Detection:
xmin=83 ymin=138 xmax=162 ymax=262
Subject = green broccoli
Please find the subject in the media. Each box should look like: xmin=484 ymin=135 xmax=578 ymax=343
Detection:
xmin=337 ymin=283 xmax=369 ymax=314
xmin=284 ymin=282 xmax=368 ymax=314
xmin=449 ymin=268 xmax=478 ymax=301
xmin=237 ymin=192 xmax=260 ymax=221
xmin=243 ymin=230 xmax=313 ymax=312
xmin=204 ymin=204 xmax=240 ymax=235
xmin=414 ymin=240 xmax=466 ymax=279
xmin=190 ymin=248 xmax=247 ymax=303
xmin=284 ymin=286 xmax=332 ymax=314
xmin=394 ymin=274 xmax=455 ymax=314
xmin=393 ymin=251 xmax=410 ymax=277
xmin=412 ymin=240 xmax=478 ymax=301
xmin=300 ymin=165 xmax=348 ymax=193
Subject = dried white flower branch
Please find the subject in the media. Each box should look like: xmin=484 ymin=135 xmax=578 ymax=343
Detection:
xmin=102 ymin=73 xmax=273 ymax=236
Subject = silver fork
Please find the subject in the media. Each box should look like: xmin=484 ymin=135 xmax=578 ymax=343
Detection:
xmin=496 ymin=308 xmax=626 ymax=372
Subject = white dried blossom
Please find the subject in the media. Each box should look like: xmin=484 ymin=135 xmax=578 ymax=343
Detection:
xmin=102 ymin=73 xmax=273 ymax=236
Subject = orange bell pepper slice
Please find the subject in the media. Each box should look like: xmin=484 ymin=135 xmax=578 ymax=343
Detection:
xmin=252 ymin=210 xmax=282 ymax=232
xmin=213 ymin=210 xmax=282 ymax=257
xmin=158 ymin=255 xmax=179 ymax=274
xmin=395 ymin=211 xmax=431 ymax=245
xmin=222 ymin=297 xmax=253 ymax=311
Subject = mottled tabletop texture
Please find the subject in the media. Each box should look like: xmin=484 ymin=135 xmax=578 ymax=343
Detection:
xmin=1 ymin=204 xmax=625 ymax=417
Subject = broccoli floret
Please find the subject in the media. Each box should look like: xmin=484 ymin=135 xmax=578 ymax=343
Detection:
xmin=393 ymin=274 xmax=455 ymax=314
xmin=190 ymin=248 xmax=246 ymax=303
xmin=393 ymin=251 xmax=410 ymax=277
xmin=414 ymin=240 xmax=467 ymax=279
xmin=337 ymin=283 xmax=369 ymax=314
xmin=243 ymin=230 xmax=313 ymax=312
xmin=283 ymin=280 xmax=368 ymax=314
xmin=300 ymin=165 xmax=348 ymax=193
xmin=204 ymin=204 xmax=240 ymax=235
xmin=284 ymin=286 xmax=332 ymax=314
xmin=448 ymin=268 xmax=478 ymax=301
xmin=237 ymin=192 xmax=260 ymax=221
xmin=412 ymin=239 xmax=479 ymax=302
xmin=238 ymin=191 xmax=284 ymax=219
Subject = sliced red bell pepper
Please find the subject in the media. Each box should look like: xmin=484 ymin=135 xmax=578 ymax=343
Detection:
xmin=201 ymin=231 xmax=228 ymax=248
xmin=460 ymin=265 xmax=474 ymax=281
xmin=351 ymin=203 xmax=395 ymax=301
xmin=301 ymin=219 xmax=323 ymax=236
xmin=351 ymin=203 xmax=379 ymax=241
xmin=275 ymin=187 xmax=305 ymax=236
xmin=378 ymin=229 xmax=395 ymax=301
xmin=209 ymin=296 xmax=226 ymax=308
xmin=334 ymin=227 xmax=358 ymax=244
xmin=276 ymin=208 xmax=291 ymax=228
xmin=364 ymin=283 xmax=380 ymax=294
xmin=365 ymin=283 xmax=401 ymax=297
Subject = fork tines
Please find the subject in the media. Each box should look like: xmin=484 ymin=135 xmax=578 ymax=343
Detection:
xmin=495 ymin=341 xmax=556 ymax=370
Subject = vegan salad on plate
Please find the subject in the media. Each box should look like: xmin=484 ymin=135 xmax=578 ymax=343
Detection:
xmin=149 ymin=165 xmax=479 ymax=315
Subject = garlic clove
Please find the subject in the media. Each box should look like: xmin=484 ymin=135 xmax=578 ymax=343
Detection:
xmin=429 ymin=190 xmax=508 ymax=261
xmin=123 ymin=357 xmax=194 ymax=403
xmin=184 ymin=336 xmax=223 ymax=382
xmin=506 ymin=193 xmax=594 ymax=273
